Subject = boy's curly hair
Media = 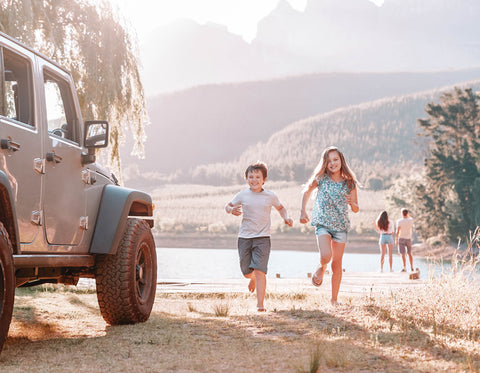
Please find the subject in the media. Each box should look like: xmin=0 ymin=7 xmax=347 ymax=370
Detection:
xmin=245 ymin=161 xmax=268 ymax=179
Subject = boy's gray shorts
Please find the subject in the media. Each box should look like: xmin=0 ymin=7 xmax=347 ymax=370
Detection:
xmin=238 ymin=237 xmax=271 ymax=275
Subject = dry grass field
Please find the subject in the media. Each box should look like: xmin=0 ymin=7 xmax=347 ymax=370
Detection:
xmin=2 ymin=254 xmax=479 ymax=373
xmin=151 ymin=182 xmax=386 ymax=236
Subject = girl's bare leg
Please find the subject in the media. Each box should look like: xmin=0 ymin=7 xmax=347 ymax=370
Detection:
xmin=331 ymin=240 xmax=346 ymax=304
xmin=387 ymin=244 xmax=393 ymax=271
xmin=314 ymin=234 xmax=333 ymax=280
xmin=379 ymin=244 xmax=386 ymax=272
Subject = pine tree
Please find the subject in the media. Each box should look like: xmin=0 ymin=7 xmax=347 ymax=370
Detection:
xmin=418 ymin=87 xmax=480 ymax=239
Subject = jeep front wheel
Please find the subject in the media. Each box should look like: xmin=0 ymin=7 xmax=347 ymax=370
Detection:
xmin=0 ymin=222 xmax=15 ymax=353
xmin=95 ymin=219 xmax=157 ymax=325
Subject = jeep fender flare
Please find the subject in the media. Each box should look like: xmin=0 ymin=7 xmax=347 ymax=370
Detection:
xmin=0 ymin=171 xmax=20 ymax=253
xmin=89 ymin=184 xmax=153 ymax=255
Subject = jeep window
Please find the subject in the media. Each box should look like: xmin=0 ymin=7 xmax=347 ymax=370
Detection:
xmin=0 ymin=47 xmax=34 ymax=126
xmin=43 ymin=70 xmax=78 ymax=144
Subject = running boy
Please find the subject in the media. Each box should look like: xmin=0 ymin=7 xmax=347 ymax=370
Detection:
xmin=225 ymin=161 xmax=293 ymax=312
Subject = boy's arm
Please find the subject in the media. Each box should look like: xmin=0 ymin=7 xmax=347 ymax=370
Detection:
xmin=225 ymin=202 xmax=242 ymax=216
xmin=275 ymin=204 xmax=293 ymax=227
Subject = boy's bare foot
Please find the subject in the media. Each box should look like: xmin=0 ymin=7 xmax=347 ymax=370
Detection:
xmin=331 ymin=300 xmax=342 ymax=307
xmin=248 ymin=277 xmax=256 ymax=293
xmin=257 ymin=307 xmax=266 ymax=312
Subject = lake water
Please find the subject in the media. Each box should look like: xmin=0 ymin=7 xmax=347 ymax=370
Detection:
xmin=156 ymin=248 xmax=446 ymax=280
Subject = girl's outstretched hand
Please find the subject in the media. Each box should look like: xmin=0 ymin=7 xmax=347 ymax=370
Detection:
xmin=299 ymin=211 xmax=309 ymax=224
xmin=346 ymin=191 xmax=359 ymax=212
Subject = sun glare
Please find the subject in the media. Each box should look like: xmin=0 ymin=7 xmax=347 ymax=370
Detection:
xmin=109 ymin=0 xmax=384 ymax=41
xmin=109 ymin=0 xmax=307 ymax=41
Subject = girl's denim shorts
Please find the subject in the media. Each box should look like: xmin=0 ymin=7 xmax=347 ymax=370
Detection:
xmin=379 ymin=233 xmax=394 ymax=245
xmin=315 ymin=225 xmax=347 ymax=243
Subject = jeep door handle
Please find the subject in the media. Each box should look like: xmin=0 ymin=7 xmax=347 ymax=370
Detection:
xmin=46 ymin=151 xmax=63 ymax=164
xmin=0 ymin=138 xmax=21 ymax=152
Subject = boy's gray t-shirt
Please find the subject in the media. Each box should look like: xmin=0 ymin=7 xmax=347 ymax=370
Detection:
xmin=230 ymin=188 xmax=281 ymax=238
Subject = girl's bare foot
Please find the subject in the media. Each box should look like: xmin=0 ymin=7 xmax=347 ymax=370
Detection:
xmin=312 ymin=266 xmax=324 ymax=287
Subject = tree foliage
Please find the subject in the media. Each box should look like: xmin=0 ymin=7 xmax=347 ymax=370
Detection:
xmin=415 ymin=87 xmax=480 ymax=239
xmin=0 ymin=0 xmax=147 ymax=177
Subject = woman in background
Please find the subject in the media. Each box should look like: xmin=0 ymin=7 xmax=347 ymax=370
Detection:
xmin=373 ymin=210 xmax=395 ymax=273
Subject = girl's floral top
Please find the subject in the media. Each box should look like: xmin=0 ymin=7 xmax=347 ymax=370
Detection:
xmin=311 ymin=175 xmax=353 ymax=232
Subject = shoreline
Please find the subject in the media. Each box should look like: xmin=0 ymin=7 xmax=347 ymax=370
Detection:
xmin=154 ymin=233 xmax=435 ymax=256
xmin=154 ymin=232 xmax=378 ymax=253
xmin=154 ymin=233 xmax=460 ymax=259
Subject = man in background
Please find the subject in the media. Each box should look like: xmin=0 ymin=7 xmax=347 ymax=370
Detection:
xmin=396 ymin=208 xmax=415 ymax=272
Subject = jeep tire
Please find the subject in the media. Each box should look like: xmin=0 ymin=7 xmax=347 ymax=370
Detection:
xmin=95 ymin=219 xmax=157 ymax=325
xmin=0 ymin=222 xmax=15 ymax=353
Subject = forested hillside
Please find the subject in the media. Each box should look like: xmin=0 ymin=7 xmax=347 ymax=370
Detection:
xmin=185 ymin=80 xmax=480 ymax=187
xmin=123 ymin=80 xmax=480 ymax=190
xmin=123 ymin=69 xmax=480 ymax=180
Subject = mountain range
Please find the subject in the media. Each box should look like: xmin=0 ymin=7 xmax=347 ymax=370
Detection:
xmin=140 ymin=0 xmax=480 ymax=95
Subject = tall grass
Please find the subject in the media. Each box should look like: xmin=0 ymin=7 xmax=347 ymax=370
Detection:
xmin=364 ymin=230 xmax=480 ymax=349
xmin=212 ymin=303 xmax=230 ymax=317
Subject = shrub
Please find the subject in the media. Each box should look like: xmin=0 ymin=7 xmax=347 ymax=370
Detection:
xmin=208 ymin=221 xmax=227 ymax=234
xmin=367 ymin=177 xmax=384 ymax=191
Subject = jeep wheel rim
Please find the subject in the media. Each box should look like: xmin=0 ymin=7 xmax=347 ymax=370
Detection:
xmin=136 ymin=242 xmax=152 ymax=303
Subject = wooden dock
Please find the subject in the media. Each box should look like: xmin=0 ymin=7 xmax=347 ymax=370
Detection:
xmin=156 ymin=270 xmax=425 ymax=296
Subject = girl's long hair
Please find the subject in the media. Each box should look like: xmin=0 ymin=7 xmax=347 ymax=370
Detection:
xmin=376 ymin=210 xmax=389 ymax=231
xmin=303 ymin=146 xmax=357 ymax=192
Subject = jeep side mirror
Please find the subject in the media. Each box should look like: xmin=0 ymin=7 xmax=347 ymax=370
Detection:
xmin=84 ymin=120 xmax=109 ymax=148
xmin=82 ymin=120 xmax=109 ymax=165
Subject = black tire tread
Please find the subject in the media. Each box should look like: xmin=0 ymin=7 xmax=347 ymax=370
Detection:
xmin=0 ymin=221 xmax=15 ymax=353
xmin=95 ymin=219 xmax=156 ymax=325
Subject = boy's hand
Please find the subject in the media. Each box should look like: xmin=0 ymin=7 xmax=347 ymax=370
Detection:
xmin=231 ymin=205 xmax=242 ymax=216
xmin=284 ymin=218 xmax=293 ymax=227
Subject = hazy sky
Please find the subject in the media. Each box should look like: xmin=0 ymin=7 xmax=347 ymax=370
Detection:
xmin=110 ymin=0 xmax=384 ymax=42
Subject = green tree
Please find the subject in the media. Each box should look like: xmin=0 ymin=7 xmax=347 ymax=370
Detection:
xmin=417 ymin=87 xmax=480 ymax=239
xmin=385 ymin=173 xmax=445 ymax=240
xmin=0 ymin=0 xmax=147 ymax=178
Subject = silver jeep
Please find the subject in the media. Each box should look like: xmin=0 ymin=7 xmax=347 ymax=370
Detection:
xmin=0 ymin=32 xmax=157 ymax=353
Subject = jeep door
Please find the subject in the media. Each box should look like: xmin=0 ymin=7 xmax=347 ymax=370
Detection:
xmin=0 ymin=44 xmax=42 ymax=246
xmin=39 ymin=62 xmax=87 ymax=249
